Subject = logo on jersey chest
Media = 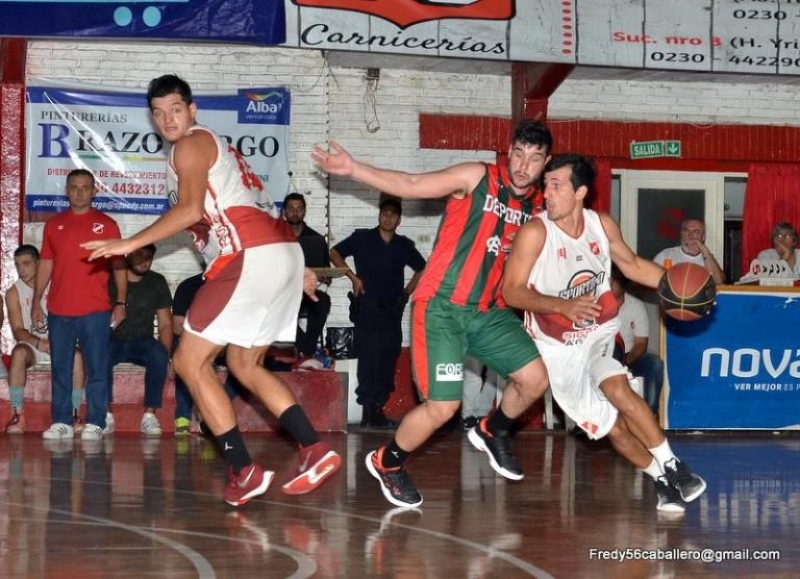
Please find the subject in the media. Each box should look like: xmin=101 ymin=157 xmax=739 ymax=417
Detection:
xmin=482 ymin=195 xmax=531 ymax=227
xmin=92 ymin=223 xmax=105 ymax=235
xmin=558 ymin=270 xmax=605 ymax=300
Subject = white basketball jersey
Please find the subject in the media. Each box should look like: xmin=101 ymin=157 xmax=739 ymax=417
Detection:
xmin=524 ymin=209 xmax=619 ymax=346
xmin=14 ymin=279 xmax=48 ymax=339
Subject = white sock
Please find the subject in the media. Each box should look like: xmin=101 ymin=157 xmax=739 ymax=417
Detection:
xmin=648 ymin=439 xmax=677 ymax=470
xmin=641 ymin=458 xmax=664 ymax=480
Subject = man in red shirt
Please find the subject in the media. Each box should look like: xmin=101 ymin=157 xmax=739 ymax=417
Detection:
xmin=32 ymin=169 xmax=127 ymax=441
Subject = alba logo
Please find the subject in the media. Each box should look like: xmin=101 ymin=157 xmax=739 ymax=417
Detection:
xmin=292 ymin=0 xmax=514 ymax=29
xmin=245 ymin=91 xmax=283 ymax=114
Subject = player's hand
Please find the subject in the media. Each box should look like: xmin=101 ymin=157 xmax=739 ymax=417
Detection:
xmin=82 ymin=239 xmax=136 ymax=261
xmin=31 ymin=303 xmax=45 ymax=331
xmin=303 ymin=267 xmax=320 ymax=301
xmin=111 ymin=304 xmax=127 ymax=329
xmin=311 ymin=141 xmax=354 ymax=177
xmin=351 ymin=275 xmax=365 ymax=296
xmin=560 ymin=295 xmax=602 ymax=325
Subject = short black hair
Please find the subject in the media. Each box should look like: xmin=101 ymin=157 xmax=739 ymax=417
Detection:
xmin=147 ymin=74 xmax=193 ymax=109
xmin=512 ymin=119 xmax=553 ymax=156
xmin=66 ymin=168 xmax=95 ymax=187
xmin=283 ymin=192 xmax=306 ymax=209
xmin=379 ymin=197 xmax=402 ymax=216
xmin=544 ymin=153 xmax=596 ymax=192
xmin=141 ymin=243 xmax=157 ymax=256
xmin=14 ymin=244 xmax=40 ymax=261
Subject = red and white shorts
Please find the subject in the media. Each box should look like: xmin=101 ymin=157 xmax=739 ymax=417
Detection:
xmin=185 ymin=243 xmax=303 ymax=348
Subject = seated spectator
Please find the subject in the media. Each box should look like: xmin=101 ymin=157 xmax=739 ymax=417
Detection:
xmin=172 ymin=272 xmax=242 ymax=436
xmin=610 ymin=267 xmax=664 ymax=416
xmin=756 ymin=222 xmax=800 ymax=277
xmin=4 ymin=245 xmax=85 ymax=433
xmin=653 ymin=218 xmax=724 ymax=283
xmin=283 ymin=192 xmax=331 ymax=358
xmin=108 ymin=244 xmax=172 ymax=436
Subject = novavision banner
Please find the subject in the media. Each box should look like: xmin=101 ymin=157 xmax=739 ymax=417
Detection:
xmin=664 ymin=290 xmax=800 ymax=430
xmin=0 ymin=0 xmax=285 ymax=43
xmin=26 ymin=86 xmax=291 ymax=215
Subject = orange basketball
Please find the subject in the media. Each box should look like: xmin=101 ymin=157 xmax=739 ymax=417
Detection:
xmin=657 ymin=262 xmax=716 ymax=321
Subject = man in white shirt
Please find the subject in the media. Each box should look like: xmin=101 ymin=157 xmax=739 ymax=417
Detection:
xmin=653 ymin=219 xmax=724 ymax=284
xmin=610 ymin=268 xmax=663 ymax=416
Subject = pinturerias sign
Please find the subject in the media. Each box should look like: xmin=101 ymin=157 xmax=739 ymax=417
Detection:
xmin=292 ymin=0 xmax=514 ymax=29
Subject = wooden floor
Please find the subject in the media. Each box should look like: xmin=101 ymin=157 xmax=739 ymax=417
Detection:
xmin=0 ymin=429 xmax=797 ymax=578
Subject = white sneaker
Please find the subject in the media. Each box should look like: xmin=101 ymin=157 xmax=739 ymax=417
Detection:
xmin=81 ymin=424 xmax=103 ymax=441
xmin=140 ymin=412 xmax=162 ymax=437
xmin=103 ymin=412 xmax=115 ymax=435
xmin=42 ymin=422 xmax=74 ymax=440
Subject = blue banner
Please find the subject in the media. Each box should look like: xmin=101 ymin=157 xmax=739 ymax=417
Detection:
xmin=665 ymin=290 xmax=800 ymax=429
xmin=0 ymin=0 xmax=285 ymax=44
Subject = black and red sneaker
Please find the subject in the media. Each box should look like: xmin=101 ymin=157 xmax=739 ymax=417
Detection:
xmin=365 ymin=448 xmax=423 ymax=508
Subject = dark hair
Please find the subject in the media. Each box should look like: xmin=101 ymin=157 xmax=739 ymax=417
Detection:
xmin=141 ymin=243 xmax=157 ymax=256
xmin=772 ymin=221 xmax=798 ymax=244
xmin=14 ymin=244 xmax=40 ymax=261
xmin=511 ymin=119 xmax=553 ymax=155
xmin=283 ymin=192 xmax=306 ymax=209
xmin=66 ymin=168 xmax=95 ymax=186
xmin=379 ymin=197 xmax=402 ymax=216
xmin=544 ymin=153 xmax=596 ymax=192
xmin=147 ymin=74 xmax=193 ymax=109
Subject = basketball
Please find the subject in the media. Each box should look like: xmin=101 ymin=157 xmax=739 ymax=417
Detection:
xmin=657 ymin=262 xmax=716 ymax=321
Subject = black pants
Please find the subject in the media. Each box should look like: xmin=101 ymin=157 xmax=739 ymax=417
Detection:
xmin=296 ymin=290 xmax=331 ymax=357
xmin=354 ymin=300 xmax=404 ymax=408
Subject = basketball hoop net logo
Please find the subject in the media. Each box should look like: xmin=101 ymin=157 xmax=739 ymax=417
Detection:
xmin=292 ymin=0 xmax=514 ymax=29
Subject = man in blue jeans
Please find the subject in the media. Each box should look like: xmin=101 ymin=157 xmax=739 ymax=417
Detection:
xmin=108 ymin=243 xmax=172 ymax=436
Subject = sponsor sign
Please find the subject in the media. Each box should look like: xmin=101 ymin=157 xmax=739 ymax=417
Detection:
xmin=26 ymin=86 xmax=291 ymax=215
xmin=664 ymin=289 xmax=800 ymax=429
xmin=0 ymin=0 xmax=285 ymax=44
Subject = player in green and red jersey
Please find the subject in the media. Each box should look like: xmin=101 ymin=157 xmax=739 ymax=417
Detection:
xmin=312 ymin=120 xmax=552 ymax=508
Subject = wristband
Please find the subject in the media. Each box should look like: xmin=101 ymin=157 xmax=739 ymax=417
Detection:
xmin=115 ymin=301 xmax=127 ymax=307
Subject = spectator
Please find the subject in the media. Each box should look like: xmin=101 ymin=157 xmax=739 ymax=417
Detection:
xmin=282 ymin=192 xmax=332 ymax=358
xmin=330 ymin=198 xmax=425 ymax=430
xmin=610 ymin=267 xmax=664 ymax=416
xmin=33 ymin=169 xmax=127 ymax=441
xmin=108 ymin=243 xmax=172 ymax=436
xmin=4 ymin=245 xmax=86 ymax=433
xmin=756 ymin=222 xmax=800 ymax=277
xmin=461 ymin=356 xmax=499 ymax=431
xmin=653 ymin=218 xmax=724 ymax=283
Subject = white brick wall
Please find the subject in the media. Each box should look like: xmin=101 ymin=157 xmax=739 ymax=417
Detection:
xmin=22 ymin=42 xmax=799 ymax=346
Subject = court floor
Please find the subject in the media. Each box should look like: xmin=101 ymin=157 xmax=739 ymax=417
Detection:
xmin=0 ymin=429 xmax=797 ymax=578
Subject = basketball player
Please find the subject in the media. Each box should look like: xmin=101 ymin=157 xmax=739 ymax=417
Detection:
xmin=312 ymin=120 xmax=552 ymax=508
xmin=84 ymin=74 xmax=340 ymax=506
xmin=503 ymin=153 xmax=706 ymax=513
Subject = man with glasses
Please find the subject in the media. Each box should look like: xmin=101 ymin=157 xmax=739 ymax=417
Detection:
xmin=653 ymin=218 xmax=724 ymax=283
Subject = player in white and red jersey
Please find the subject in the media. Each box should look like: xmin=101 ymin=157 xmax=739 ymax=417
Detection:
xmin=84 ymin=74 xmax=340 ymax=506
xmin=503 ymin=153 xmax=706 ymax=514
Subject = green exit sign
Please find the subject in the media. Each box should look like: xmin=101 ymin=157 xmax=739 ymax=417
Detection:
xmin=630 ymin=140 xmax=681 ymax=159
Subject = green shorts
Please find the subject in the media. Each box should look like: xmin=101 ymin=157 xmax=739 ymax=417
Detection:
xmin=410 ymin=297 xmax=540 ymax=401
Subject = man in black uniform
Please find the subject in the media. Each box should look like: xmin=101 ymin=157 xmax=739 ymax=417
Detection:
xmin=330 ymin=198 xmax=425 ymax=429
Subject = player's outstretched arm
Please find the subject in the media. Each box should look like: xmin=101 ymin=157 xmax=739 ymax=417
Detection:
xmin=602 ymin=213 xmax=665 ymax=288
xmin=312 ymin=140 xmax=484 ymax=200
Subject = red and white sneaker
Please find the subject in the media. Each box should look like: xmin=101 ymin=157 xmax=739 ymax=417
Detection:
xmin=281 ymin=441 xmax=342 ymax=495
xmin=223 ymin=463 xmax=274 ymax=507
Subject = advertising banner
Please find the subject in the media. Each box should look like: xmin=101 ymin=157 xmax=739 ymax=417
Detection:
xmin=26 ymin=86 xmax=291 ymax=215
xmin=664 ymin=289 xmax=800 ymax=429
xmin=0 ymin=0 xmax=285 ymax=44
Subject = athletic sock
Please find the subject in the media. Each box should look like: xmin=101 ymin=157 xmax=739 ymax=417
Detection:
xmin=487 ymin=407 xmax=515 ymax=435
xmin=278 ymin=404 xmax=319 ymax=448
xmin=216 ymin=426 xmax=252 ymax=474
xmin=648 ymin=439 xmax=677 ymax=470
xmin=380 ymin=439 xmax=409 ymax=469
xmin=9 ymin=386 xmax=24 ymax=412
xmin=641 ymin=458 xmax=663 ymax=480
xmin=71 ymin=388 xmax=83 ymax=413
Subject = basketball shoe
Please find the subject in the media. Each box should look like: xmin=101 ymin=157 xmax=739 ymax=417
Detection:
xmin=281 ymin=441 xmax=342 ymax=495
xmin=365 ymin=448 xmax=423 ymax=508
xmin=223 ymin=463 xmax=274 ymax=507
xmin=663 ymin=458 xmax=706 ymax=502
xmin=654 ymin=476 xmax=686 ymax=513
xmin=467 ymin=417 xmax=524 ymax=480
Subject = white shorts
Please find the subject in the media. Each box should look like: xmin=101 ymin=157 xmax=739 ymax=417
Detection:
xmin=185 ymin=243 xmax=303 ymax=348
xmin=536 ymin=323 xmax=628 ymax=440
xmin=18 ymin=341 xmax=51 ymax=365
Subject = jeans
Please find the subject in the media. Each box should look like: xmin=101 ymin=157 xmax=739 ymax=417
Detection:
xmin=48 ymin=311 xmax=111 ymax=428
xmin=629 ymin=352 xmax=664 ymax=414
xmin=108 ymin=335 xmax=168 ymax=409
